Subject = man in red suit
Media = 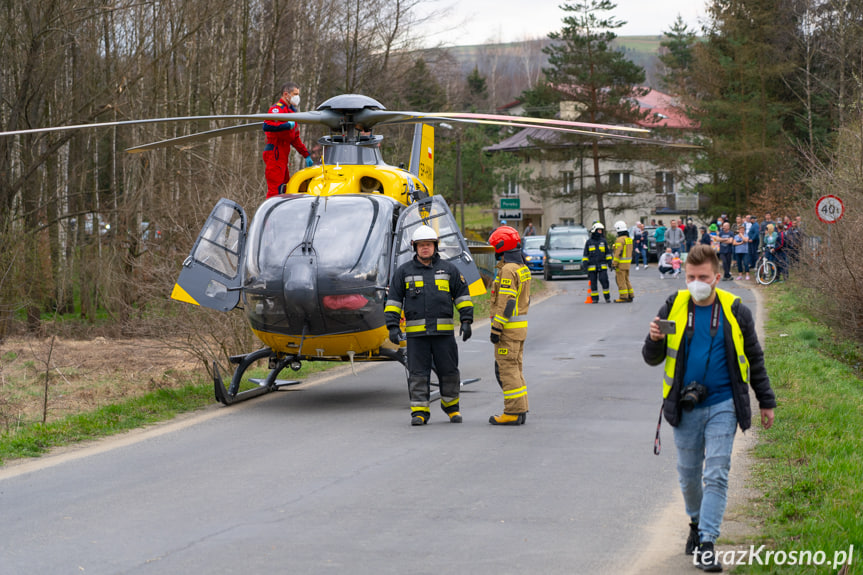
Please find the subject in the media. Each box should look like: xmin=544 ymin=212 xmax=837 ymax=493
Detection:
xmin=263 ymin=82 xmax=314 ymax=198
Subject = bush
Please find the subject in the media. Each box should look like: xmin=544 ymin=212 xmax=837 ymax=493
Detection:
xmin=793 ymin=115 xmax=863 ymax=343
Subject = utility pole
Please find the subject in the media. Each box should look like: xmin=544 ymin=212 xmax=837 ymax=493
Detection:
xmin=456 ymin=132 xmax=464 ymax=233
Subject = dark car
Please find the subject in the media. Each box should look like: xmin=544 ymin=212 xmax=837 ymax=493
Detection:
xmin=521 ymin=235 xmax=546 ymax=273
xmin=643 ymin=226 xmax=658 ymax=261
xmin=542 ymin=225 xmax=589 ymax=280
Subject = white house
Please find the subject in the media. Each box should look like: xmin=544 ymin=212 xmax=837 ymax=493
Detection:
xmin=486 ymin=89 xmax=710 ymax=234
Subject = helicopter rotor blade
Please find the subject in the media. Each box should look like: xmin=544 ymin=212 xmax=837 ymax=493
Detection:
xmin=425 ymin=118 xmax=702 ymax=148
xmin=125 ymin=123 xmax=263 ymax=153
xmin=0 ymin=110 xmax=344 ymax=139
xmin=376 ymin=111 xmax=650 ymax=134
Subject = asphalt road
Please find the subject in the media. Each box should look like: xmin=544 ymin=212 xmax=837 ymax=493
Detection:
xmin=0 ymin=268 xmax=763 ymax=575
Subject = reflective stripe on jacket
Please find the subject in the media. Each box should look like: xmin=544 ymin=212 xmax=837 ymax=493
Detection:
xmin=642 ymin=287 xmax=776 ymax=431
xmin=582 ymin=237 xmax=612 ymax=272
xmin=661 ymin=289 xmax=749 ymax=399
xmin=490 ymin=257 xmax=531 ymax=341
xmin=263 ymin=99 xmax=310 ymax=157
xmin=613 ymin=235 xmax=633 ymax=268
xmin=385 ymin=253 xmax=473 ymax=337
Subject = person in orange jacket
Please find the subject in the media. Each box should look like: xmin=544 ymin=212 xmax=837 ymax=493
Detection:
xmin=263 ymin=82 xmax=314 ymax=198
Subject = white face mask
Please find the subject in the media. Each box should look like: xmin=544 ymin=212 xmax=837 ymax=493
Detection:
xmin=687 ymin=279 xmax=715 ymax=303
xmin=289 ymin=94 xmax=300 ymax=107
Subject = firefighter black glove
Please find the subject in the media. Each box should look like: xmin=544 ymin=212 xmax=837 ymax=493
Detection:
xmin=460 ymin=321 xmax=472 ymax=342
xmin=490 ymin=331 xmax=500 ymax=344
xmin=388 ymin=327 xmax=401 ymax=345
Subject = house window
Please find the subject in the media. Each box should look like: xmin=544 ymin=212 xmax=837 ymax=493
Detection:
xmin=503 ymin=178 xmax=519 ymax=197
xmin=608 ymin=171 xmax=631 ymax=193
xmin=561 ymin=171 xmax=575 ymax=196
xmin=655 ymin=171 xmax=674 ymax=194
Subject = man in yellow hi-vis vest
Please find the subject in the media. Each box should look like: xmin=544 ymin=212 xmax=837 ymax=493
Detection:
xmin=642 ymin=244 xmax=776 ymax=571
xmin=487 ymin=226 xmax=531 ymax=425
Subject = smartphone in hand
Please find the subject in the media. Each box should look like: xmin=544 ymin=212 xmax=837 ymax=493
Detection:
xmin=657 ymin=319 xmax=677 ymax=335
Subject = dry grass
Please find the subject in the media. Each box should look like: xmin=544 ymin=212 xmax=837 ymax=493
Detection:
xmin=0 ymin=336 xmax=200 ymax=432
xmin=792 ymin=117 xmax=863 ymax=342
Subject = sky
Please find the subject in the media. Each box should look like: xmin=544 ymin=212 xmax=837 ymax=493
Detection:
xmin=414 ymin=0 xmax=708 ymax=47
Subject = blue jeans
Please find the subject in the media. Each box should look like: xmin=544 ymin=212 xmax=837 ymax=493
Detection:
xmin=636 ymin=246 xmax=648 ymax=266
xmin=673 ymin=398 xmax=737 ymax=544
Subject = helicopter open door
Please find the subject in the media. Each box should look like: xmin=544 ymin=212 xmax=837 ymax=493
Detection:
xmin=392 ymin=195 xmax=487 ymax=297
xmin=171 ymin=199 xmax=247 ymax=312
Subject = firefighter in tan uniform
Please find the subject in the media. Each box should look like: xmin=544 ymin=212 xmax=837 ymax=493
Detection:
xmin=487 ymin=226 xmax=531 ymax=425
xmin=612 ymin=220 xmax=634 ymax=303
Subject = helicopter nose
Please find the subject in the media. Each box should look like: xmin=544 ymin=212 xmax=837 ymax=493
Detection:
xmin=283 ymin=255 xmax=320 ymax=328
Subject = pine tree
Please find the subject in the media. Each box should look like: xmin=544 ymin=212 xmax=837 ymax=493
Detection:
xmin=659 ymin=15 xmax=697 ymax=96
xmin=540 ymin=0 xmax=649 ymax=225
xmin=686 ymin=0 xmax=798 ymax=215
xmin=404 ymin=58 xmax=447 ymax=111
xmin=465 ymin=66 xmax=488 ymax=111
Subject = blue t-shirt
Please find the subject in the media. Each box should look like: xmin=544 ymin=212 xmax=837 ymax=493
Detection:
xmin=734 ymin=234 xmax=748 ymax=254
xmin=718 ymin=230 xmax=734 ymax=254
xmin=682 ymin=303 xmax=733 ymax=408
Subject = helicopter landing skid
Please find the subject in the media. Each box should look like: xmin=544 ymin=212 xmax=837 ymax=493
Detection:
xmin=213 ymin=348 xmax=302 ymax=406
xmin=429 ymin=377 xmax=480 ymax=402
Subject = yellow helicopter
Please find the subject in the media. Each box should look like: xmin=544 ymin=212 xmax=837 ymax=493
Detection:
xmin=0 ymin=93 xmax=660 ymax=405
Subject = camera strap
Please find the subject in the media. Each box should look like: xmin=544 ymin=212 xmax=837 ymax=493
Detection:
xmin=686 ymin=298 xmax=721 ymax=381
xmin=686 ymin=298 xmax=721 ymax=339
xmin=656 ymin=298 xmax=721 ymax=457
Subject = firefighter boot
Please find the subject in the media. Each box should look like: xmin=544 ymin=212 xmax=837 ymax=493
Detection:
xmin=489 ymin=413 xmax=526 ymax=425
xmin=411 ymin=411 xmax=430 ymax=426
xmin=448 ymin=412 xmax=463 ymax=423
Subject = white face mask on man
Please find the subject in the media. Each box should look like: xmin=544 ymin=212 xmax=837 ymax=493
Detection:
xmin=289 ymin=94 xmax=300 ymax=107
xmin=687 ymin=279 xmax=715 ymax=302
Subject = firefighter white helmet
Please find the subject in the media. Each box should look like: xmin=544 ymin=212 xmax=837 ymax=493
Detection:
xmin=411 ymin=225 xmax=438 ymax=244
xmin=614 ymin=220 xmax=627 ymax=232
xmin=590 ymin=221 xmax=605 ymax=234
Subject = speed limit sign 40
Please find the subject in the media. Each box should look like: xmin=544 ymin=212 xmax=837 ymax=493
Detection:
xmin=816 ymin=195 xmax=844 ymax=224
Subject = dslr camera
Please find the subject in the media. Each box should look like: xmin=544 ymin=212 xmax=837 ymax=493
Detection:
xmin=679 ymin=382 xmax=708 ymax=411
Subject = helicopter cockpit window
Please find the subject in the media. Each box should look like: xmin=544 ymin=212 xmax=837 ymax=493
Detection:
xmin=393 ymin=204 xmax=463 ymax=270
xmin=245 ymin=195 xmax=396 ymax=287
xmin=322 ymin=142 xmax=383 ymax=166
xmin=192 ymin=203 xmax=242 ymax=278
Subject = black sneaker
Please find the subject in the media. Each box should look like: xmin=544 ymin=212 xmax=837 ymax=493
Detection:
xmin=695 ymin=542 xmax=723 ymax=572
xmin=685 ymin=522 xmax=700 ymax=555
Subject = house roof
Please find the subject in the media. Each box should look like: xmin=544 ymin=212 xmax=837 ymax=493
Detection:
xmin=485 ymin=88 xmax=697 ymax=152
xmin=634 ymin=89 xmax=697 ymax=130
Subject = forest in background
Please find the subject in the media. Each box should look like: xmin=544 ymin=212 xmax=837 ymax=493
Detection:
xmin=0 ymin=0 xmax=862 ymax=346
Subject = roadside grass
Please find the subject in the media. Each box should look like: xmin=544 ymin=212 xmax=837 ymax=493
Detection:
xmin=461 ymin=204 xmax=494 ymax=232
xmin=0 ymin=359 xmax=334 ymax=465
xmin=0 ymin=285 xmax=536 ymax=466
xmin=731 ymin=285 xmax=863 ymax=573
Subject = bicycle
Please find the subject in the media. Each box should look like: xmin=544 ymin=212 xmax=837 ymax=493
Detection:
xmin=754 ymin=249 xmax=778 ymax=285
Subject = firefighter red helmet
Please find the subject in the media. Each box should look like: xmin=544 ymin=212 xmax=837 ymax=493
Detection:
xmin=488 ymin=225 xmax=521 ymax=253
